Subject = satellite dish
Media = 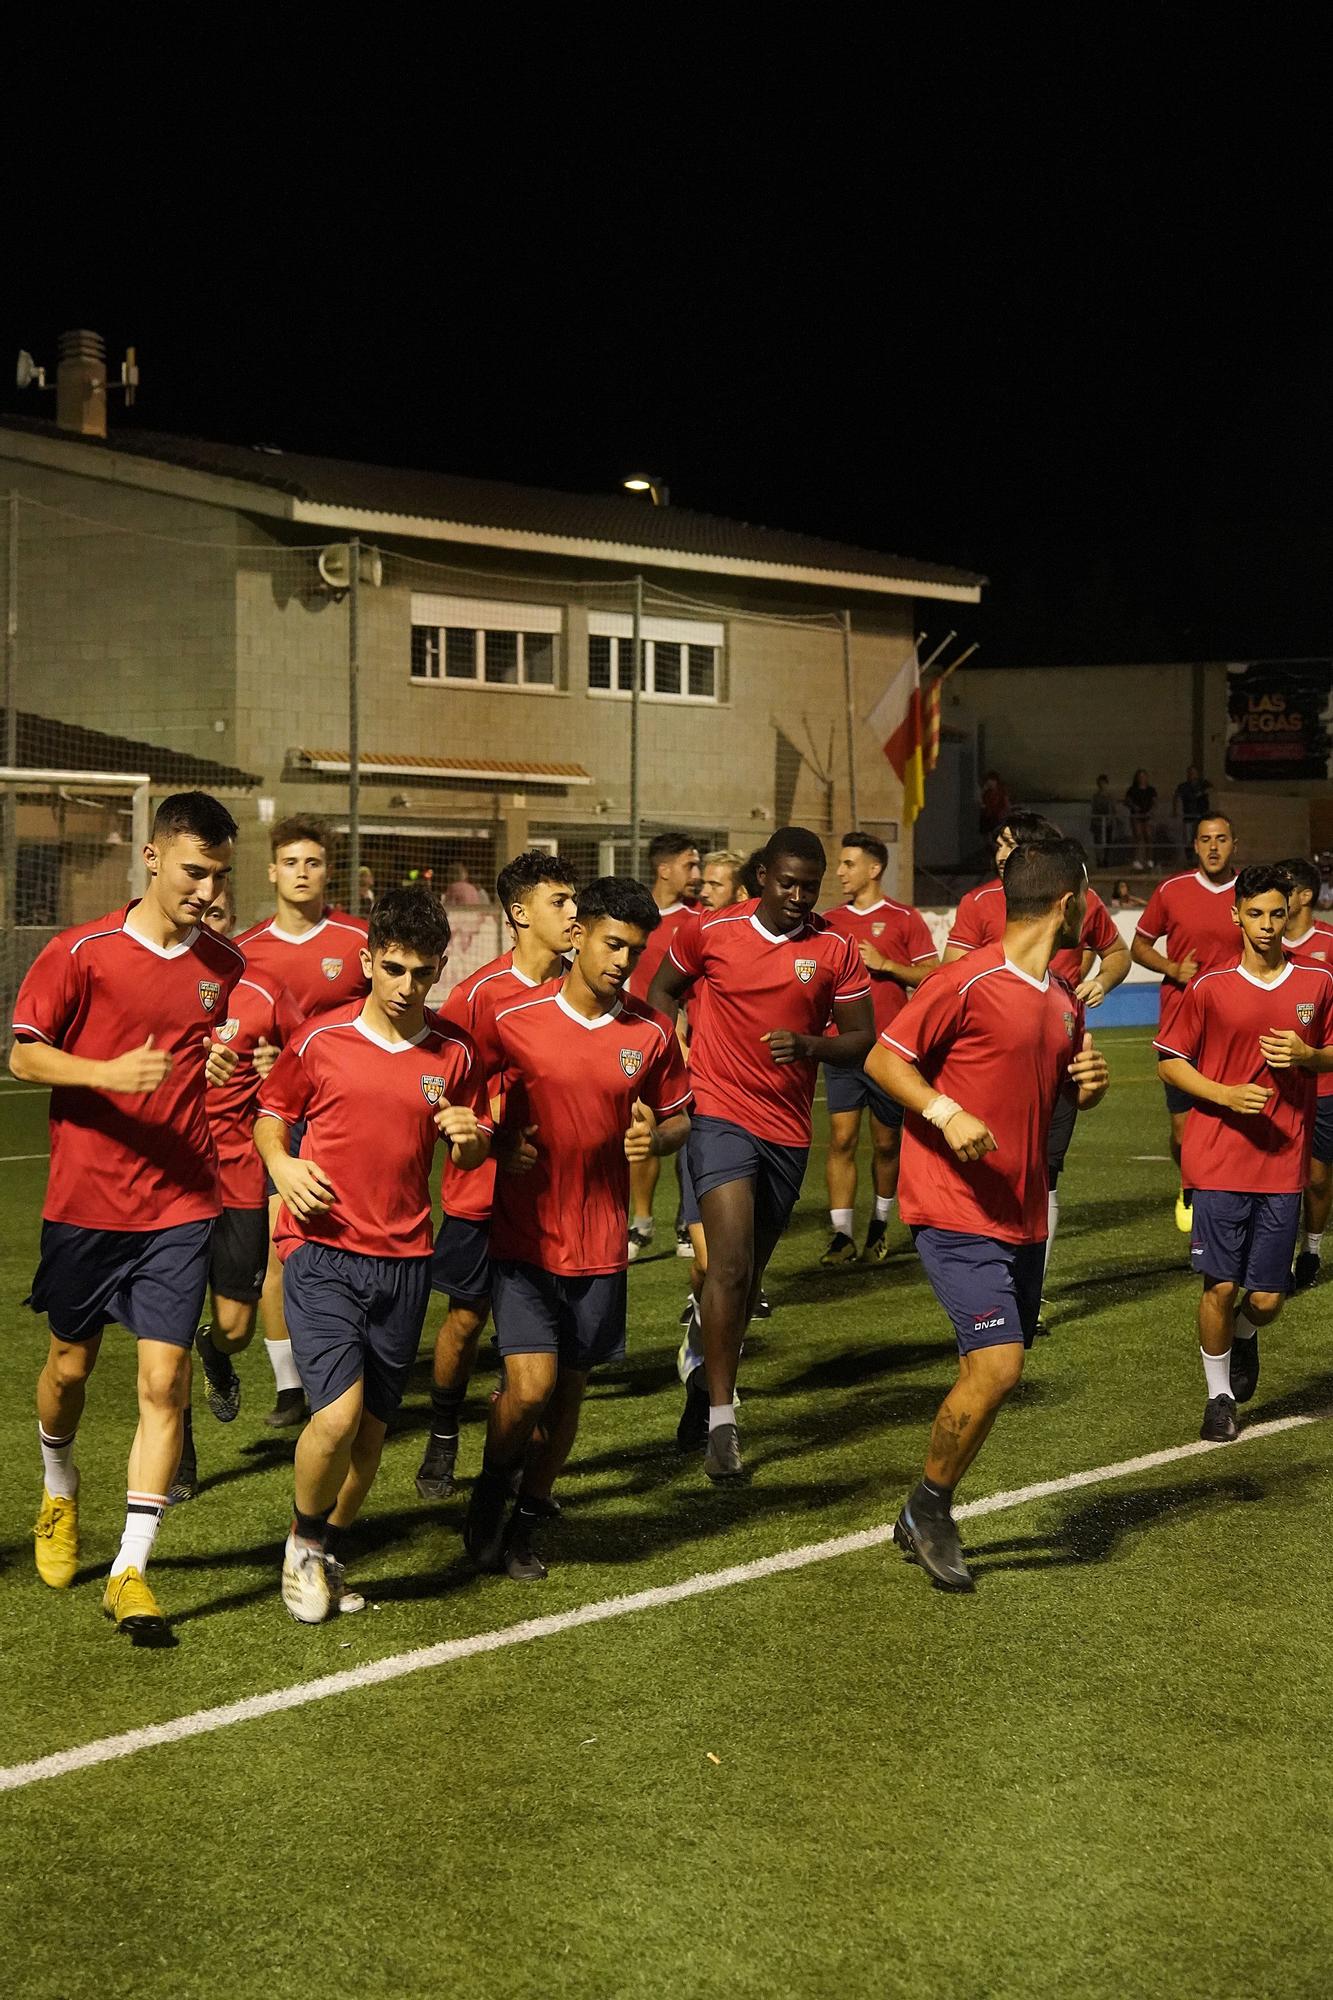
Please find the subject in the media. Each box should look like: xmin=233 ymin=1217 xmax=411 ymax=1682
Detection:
xmin=317 ymin=545 xmax=383 ymax=592
xmin=16 ymin=349 xmax=47 ymax=391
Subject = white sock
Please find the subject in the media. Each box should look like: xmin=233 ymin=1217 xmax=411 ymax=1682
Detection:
xmin=38 ymin=1423 xmax=79 ymax=1500
xmin=1233 ymin=1312 xmax=1258 ymax=1343
xmin=708 ymin=1403 xmax=736 ymax=1430
xmin=111 ymin=1491 xmax=167 ymax=1578
xmin=632 ymin=1215 xmax=654 ymax=1236
xmin=830 ymin=1207 xmax=854 ymax=1236
xmin=266 ymin=1337 xmax=302 ymax=1393
xmin=874 ymin=1195 xmax=894 ymax=1223
xmin=1306 ymin=1232 xmax=1324 ymax=1258
xmin=1201 ymin=1347 xmax=1233 ymax=1400
xmin=1043 ymin=1187 xmax=1060 ymax=1280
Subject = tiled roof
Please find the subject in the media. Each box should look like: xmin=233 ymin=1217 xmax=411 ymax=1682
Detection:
xmin=14 ymin=710 xmax=260 ymax=790
xmin=0 ymin=415 xmax=985 ymax=595
xmin=293 ymin=749 xmax=591 ymax=785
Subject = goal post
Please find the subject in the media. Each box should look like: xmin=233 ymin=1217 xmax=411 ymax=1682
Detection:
xmin=0 ymin=768 xmax=150 ymax=1024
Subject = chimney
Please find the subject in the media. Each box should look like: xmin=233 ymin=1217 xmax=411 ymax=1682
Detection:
xmin=56 ymin=328 xmax=108 ymax=438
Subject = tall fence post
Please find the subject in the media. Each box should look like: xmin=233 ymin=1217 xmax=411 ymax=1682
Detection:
xmin=348 ymin=538 xmax=361 ymax=903
xmin=841 ymin=609 xmax=860 ymax=827
xmin=3 ymin=494 xmax=18 ymax=1002
xmin=630 ymin=573 xmax=643 ymax=878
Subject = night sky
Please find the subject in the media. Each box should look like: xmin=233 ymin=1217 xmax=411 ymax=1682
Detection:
xmin=5 ymin=31 xmax=1328 ymax=668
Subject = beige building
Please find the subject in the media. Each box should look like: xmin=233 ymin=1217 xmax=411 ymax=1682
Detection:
xmin=0 ymin=408 xmax=984 ymax=929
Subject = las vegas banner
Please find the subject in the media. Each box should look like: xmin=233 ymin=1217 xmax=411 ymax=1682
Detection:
xmin=1225 ymin=659 xmax=1333 ymax=781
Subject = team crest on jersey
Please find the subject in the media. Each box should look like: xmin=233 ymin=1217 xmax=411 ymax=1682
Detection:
xmin=321 ymin=957 xmax=343 ymax=982
xmin=198 ymin=980 xmax=221 ymax=1012
xmin=620 ymin=1048 xmax=644 ymax=1078
xmin=1062 ymin=1010 xmax=1076 ymax=1039
xmin=871 ymin=923 xmax=885 ymax=938
xmin=419 ymin=1074 xmax=450 ymax=1107
xmin=794 ymin=958 xmax=817 ymax=984
xmin=215 ymin=1017 xmax=240 ymax=1043
xmin=1297 ymin=1001 xmax=1316 ymax=1027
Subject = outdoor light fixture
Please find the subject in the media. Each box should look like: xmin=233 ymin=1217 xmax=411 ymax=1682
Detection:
xmin=623 ymin=474 xmax=669 ymax=506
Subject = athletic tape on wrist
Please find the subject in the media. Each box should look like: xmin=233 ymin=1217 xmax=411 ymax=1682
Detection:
xmin=923 ymin=1094 xmax=963 ymax=1129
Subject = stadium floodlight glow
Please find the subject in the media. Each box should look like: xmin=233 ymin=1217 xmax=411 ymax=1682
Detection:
xmin=623 ymin=474 xmax=669 ymax=507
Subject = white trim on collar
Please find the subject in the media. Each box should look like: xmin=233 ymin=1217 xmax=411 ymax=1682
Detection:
xmin=122 ymin=915 xmax=200 ymax=960
xmin=1003 ymin=957 xmax=1050 ymax=993
xmin=847 ymin=898 xmax=888 ymax=915
xmin=267 ymin=915 xmax=334 ymax=944
xmin=353 ymin=1016 xmax=431 ymax=1052
xmin=555 ymin=992 xmax=623 ymax=1031
xmin=1193 ymin=872 xmax=1237 ymax=896
xmin=1235 ymin=962 xmax=1292 ymax=992
xmin=749 ymin=913 xmax=809 ymax=945
xmin=655 ymin=901 xmax=686 ymax=917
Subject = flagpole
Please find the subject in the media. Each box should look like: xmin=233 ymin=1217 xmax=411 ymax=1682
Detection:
xmin=841 ymin=610 xmax=860 ymax=828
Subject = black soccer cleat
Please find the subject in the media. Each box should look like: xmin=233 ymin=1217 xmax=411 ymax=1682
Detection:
xmin=676 ymin=1368 xmax=710 ymax=1453
xmin=415 ymin=1433 xmax=459 ymax=1501
xmin=168 ymin=1408 xmax=197 ymax=1505
xmin=820 ymin=1231 xmax=858 ymax=1268
xmin=194 ymin=1326 xmax=242 ymax=1423
xmin=703 ymin=1421 xmax=745 ymax=1483
xmin=1229 ymin=1335 xmax=1260 ymax=1405
xmin=893 ymin=1503 xmax=974 ymax=1592
xmin=264 ymin=1386 xmax=308 ymax=1429
xmin=753 ymin=1290 xmax=773 ymax=1319
xmin=502 ymin=1508 xmax=549 ymax=1582
xmin=861 ymin=1219 xmax=890 ymax=1264
xmin=1200 ymin=1393 xmax=1239 ymax=1443
xmin=462 ymin=1469 xmax=511 ymax=1572
xmin=1292 ymin=1250 xmax=1321 ymax=1293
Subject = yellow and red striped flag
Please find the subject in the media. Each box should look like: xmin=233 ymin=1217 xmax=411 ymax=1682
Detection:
xmin=867 ymin=654 xmax=925 ymax=825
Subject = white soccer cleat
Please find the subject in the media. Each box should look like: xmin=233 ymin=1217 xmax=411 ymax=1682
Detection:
xmin=324 ymin=1553 xmax=365 ymax=1615
xmin=281 ymin=1536 xmax=332 ymax=1624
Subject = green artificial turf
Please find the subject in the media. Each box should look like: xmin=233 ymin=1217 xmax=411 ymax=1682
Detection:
xmin=2 ymin=1033 xmax=1332 ymax=2000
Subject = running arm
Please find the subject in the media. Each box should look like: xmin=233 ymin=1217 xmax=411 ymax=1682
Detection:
xmin=762 ymin=993 xmax=874 ymax=1070
xmin=1155 ymin=1056 xmax=1273 ymax=1115
xmin=864 ymin=1040 xmax=995 ymax=1160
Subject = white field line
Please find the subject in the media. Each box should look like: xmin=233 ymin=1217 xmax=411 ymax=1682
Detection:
xmin=0 ymin=1153 xmax=48 ymax=1163
xmin=0 ymin=1407 xmax=1325 ymax=1797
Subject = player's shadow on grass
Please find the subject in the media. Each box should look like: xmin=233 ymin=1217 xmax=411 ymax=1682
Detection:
xmin=1055 ymin=1258 xmax=1190 ymax=1313
xmin=1244 ymin=1371 xmax=1333 ymax=1427
xmin=765 ymin=1338 xmax=961 ymax=1394
xmin=963 ymin=1463 xmax=1317 ymax=1578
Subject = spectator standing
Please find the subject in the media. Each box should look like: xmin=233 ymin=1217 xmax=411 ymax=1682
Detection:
xmin=1173 ymin=767 xmax=1212 ymax=857
xmin=444 ymin=862 xmax=484 ymax=908
xmin=1090 ymin=774 xmax=1115 ymax=867
xmin=1124 ymin=769 xmax=1158 ymax=871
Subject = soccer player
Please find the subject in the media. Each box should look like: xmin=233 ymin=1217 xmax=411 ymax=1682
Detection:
xmin=462 ymin=878 xmax=691 ymax=1579
xmin=1155 ymin=864 xmax=1333 ymax=1440
xmin=868 ymin=838 xmax=1109 ymax=1591
xmin=235 ymin=816 xmax=370 ymax=1425
xmin=699 ymin=848 xmax=748 ymax=912
xmin=1131 ymin=814 xmax=1240 ymax=1231
xmin=414 ymin=850 xmax=578 ymax=1502
xmin=943 ymin=811 xmax=1129 ymax=1287
xmin=170 ymin=883 xmax=302 ymax=1501
xmin=254 ymin=885 xmax=490 ymax=1623
xmin=625 ymin=831 xmax=700 ymax=1257
xmin=1281 ymin=857 xmax=1333 ymax=1288
xmin=10 ymin=791 xmax=243 ymax=1639
xmin=648 ymin=828 xmax=874 ymax=1481
xmin=821 ymin=831 xmax=938 ymax=1265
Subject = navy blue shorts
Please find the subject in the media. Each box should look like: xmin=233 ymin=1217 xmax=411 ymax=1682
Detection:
xmin=491 ymin=1259 xmax=627 ymax=1371
xmin=679 ymin=1145 xmax=701 ymax=1229
xmin=263 ymin=1115 xmax=308 ymax=1199
xmin=282 ymin=1242 xmax=432 ymax=1423
xmin=1190 ymin=1190 xmax=1301 ymax=1294
xmin=1313 ymin=1099 xmax=1333 ymax=1168
xmin=431 ymin=1212 xmax=492 ymax=1304
xmin=1163 ymin=1080 xmax=1194 ymax=1118
xmin=1047 ymin=1091 xmax=1079 ymax=1179
xmin=28 ymin=1218 xmax=213 ymax=1346
xmin=210 ymin=1207 xmax=268 ymax=1303
xmin=687 ymin=1116 xmax=808 ymax=1242
xmin=825 ymin=1063 xmax=904 ymax=1130
xmin=912 ymin=1226 xmax=1045 ymax=1353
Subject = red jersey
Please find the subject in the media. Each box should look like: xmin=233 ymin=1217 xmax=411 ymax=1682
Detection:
xmin=233 ymin=909 xmax=369 ymax=1020
xmin=206 ymin=974 xmax=303 ymax=1210
xmin=1154 ymin=961 xmax=1333 ymax=1193
xmin=668 ymin=900 xmax=869 ymax=1147
xmin=883 ymin=945 xmax=1085 ymax=1244
xmin=1135 ymin=870 xmax=1239 ymax=1041
xmin=12 ymin=904 xmax=244 ymax=1232
xmin=486 ymin=983 xmax=692 ymax=1277
xmin=257 ymin=1002 xmax=491 ymax=1260
xmin=1284 ymin=923 xmax=1333 ymax=1098
xmin=437 ymin=951 xmax=543 ymax=1224
xmin=823 ymin=897 xmax=936 ymax=1036
xmin=627 ymin=901 xmax=696 ymax=1001
xmin=948 ymin=878 xmax=1120 ymax=987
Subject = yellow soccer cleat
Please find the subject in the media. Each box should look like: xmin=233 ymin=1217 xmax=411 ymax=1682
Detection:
xmin=1175 ymin=1190 xmax=1193 ymax=1235
xmin=34 ymin=1488 xmax=80 ymax=1588
xmin=102 ymin=1566 xmax=168 ymax=1639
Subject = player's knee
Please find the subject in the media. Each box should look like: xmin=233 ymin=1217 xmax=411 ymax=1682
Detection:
xmin=706 ymin=1250 xmax=753 ymax=1298
xmin=138 ymin=1353 xmax=191 ymax=1413
xmin=46 ymin=1340 xmax=96 ymax=1389
xmin=1205 ymin=1278 xmax=1239 ymax=1306
xmin=1248 ymin=1290 xmax=1282 ymax=1317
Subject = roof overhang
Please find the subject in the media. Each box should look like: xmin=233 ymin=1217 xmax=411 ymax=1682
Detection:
xmin=293 ymin=750 xmax=592 ymax=786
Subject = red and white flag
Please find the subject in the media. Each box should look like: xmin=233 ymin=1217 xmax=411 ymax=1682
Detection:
xmin=867 ymin=654 xmax=925 ymax=824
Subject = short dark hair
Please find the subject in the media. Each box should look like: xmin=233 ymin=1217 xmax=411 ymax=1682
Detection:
xmin=647 ymin=831 xmax=697 ymax=873
xmin=1002 ymin=810 xmax=1062 ymax=845
xmin=1096 ymin=774 xmax=1109 ymax=786
xmin=575 ymin=876 xmax=660 ymax=935
xmin=762 ymin=826 xmax=827 ymax=873
xmin=1197 ymin=811 xmax=1235 ymax=837
xmin=740 ymin=849 xmax=765 ymax=898
xmin=841 ymin=830 xmax=889 ymax=872
xmin=152 ymin=791 xmax=238 ymax=847
xmin=496 ymin=849 xmax=575 ymax=917
xmin=1234 ymin=863 xmax=1291 ymax=906
xmin=368 ymin=884 xmax=451 ymax=958
xmin=1003 ymin=837 xmax=1088 ymax=919
xmin=1280 ymin=856 xmax=1320 ymax=900
xmin=270 ymin=814 xmax=329 ymax=857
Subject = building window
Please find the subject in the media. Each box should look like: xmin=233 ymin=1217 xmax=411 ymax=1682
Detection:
xmin=587 ymin=612 xmax=724 ymax=703
xmin=410 ymin=593 xmax=563 ymax=690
